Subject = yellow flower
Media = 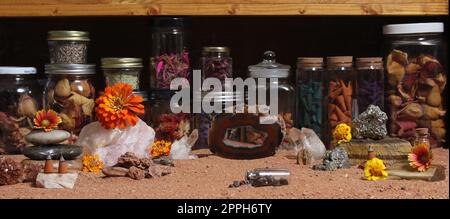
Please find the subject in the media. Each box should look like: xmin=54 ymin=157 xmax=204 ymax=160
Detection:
xmin=82 ymin=154 xmax=103 ymax=173
xmin=150 ymin=140 xmax=172 ymax=157
xmin=364 ymin=157 xmax=388 ymax=181
xmin=332 ymin=123 xmax=352 ymax=145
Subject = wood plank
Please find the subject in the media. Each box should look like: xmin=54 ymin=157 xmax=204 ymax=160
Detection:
xmin=0 ymin=0 xmax=447 ymax=16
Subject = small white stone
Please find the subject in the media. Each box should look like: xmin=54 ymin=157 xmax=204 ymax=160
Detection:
xmin=26 ymin=130 xmax=71 ymax=145
xmin=36 ymin=173 xmax=78 ymax=189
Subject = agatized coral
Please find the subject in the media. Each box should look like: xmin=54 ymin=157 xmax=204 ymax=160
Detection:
xmin=0 ymin=157 xmax=40 ymax=186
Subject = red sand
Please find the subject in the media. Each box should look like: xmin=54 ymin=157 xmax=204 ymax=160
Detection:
xmin=0 ymin=148 xmax=448 ymax=199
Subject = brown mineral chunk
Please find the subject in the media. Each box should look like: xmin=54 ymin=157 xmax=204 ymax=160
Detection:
xmin=0 ymin=157 xmax=24 ymax=185
xmin=102 ymin=167 xmax=129 ymax=177
xmin=138 ymin=158 xmax=154 ymax=170
xmin=21 ymin=162 xmax=40 ymax=183
xmin=117 ymin=152 xmax=141 ymax=168
xmin=127 ymin=166 xmax=145 ymax=180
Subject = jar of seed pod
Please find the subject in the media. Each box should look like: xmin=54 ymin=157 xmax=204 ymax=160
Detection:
xmin=102 ymin=58 xmax=143 ymax=90
xmin=48 ymin=31 xmax=90 ymax=64
xmin=356 ymin=57 xmax=384 ymax=112
xmin=0 ymin=67 xmax=41 ymax=154
xmin=201 ymin=47 xmax=232 ymax=87
xmin=325 ymin=56 xmax=355 ymax=148
xmin=296 ymin=57 xmax=324 ymax=137
xmin=383 ymin=22 xmax=447 ymax=147
xmin=44 ymin=64 xmax=96 ymax=135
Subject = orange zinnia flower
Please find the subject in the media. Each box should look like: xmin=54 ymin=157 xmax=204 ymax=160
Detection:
xmin=408 ymin=143 xmax=433 ymax=172
xmin=33 ymin=109 xmax=62 ymax=132
xmin=96 ymin=83 xmax=144 ymax=129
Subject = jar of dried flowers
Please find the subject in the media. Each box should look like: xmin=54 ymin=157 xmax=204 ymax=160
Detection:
xmin=101 ymin=58 xmax=143 ymax=90
xmin=48 ymin=31 xmax=90 ymax=64
xmin=44 ymin=64 xmax=96 ymax=135
xmin=0 ymin=67 xmax=41 ymax=154
xmin=201 ymin=47 xmax=232 ymax=86
xmin=356 ymin=57 xmax=384 ymax=112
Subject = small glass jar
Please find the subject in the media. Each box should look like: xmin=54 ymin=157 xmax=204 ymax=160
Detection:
xmin=356 ymin=57 xmax=384 ymax=112
xmin=150 ymin=17 xmax=189 ymax=89
xmin=101 ymin=58 xmax=143 ymax=90
xmin=383 ymin=23 xmax=447 ymax=147
xmin=132 ymin=91 xmax=151 ymax=125
xmin=148 ymin=90 xmax=191 ymax=143
xmin=0 ymin=67 xmax=41 ymax=154
xmin=325 ymin=56 xmax=355 ymax=147
xmin=414 ymin=128 xmax=431 ymax=149
xmin=44 ymin=64 xmax=96 ymax=135
xmin=201 ymin=47 xmax=232 ymax=86
xmin=296 ymin=57 xmax=324 ymax=137
xmin=48 ymin=31 xmax=90 ymax=64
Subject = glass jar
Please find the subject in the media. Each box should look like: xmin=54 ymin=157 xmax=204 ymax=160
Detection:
xmin=414 ymin=128 xmax=431 ymax=149
xmin=150 ymin=18 xmax=189 ymax=89
xmin=132 ymin=91 xmax=151 ymax=126
xmin=0 ymin=67 xmax=41 ymax=154
xmin=201 ymin=47 xmax=232 ymax=86
xmin=148 ymin=90 xmax=191 ymax=143
xmin=48 ymin=31 xmax=90 ymax=64
xmin=383 ymin=22 xmax=447 ymax=147
xmin=44 ymin=64 xmax=96 ymax=135
xmin=325 ymin=56 xmax=355 ymax=147
xmin=296 ymin=57 xmax=324 ymax=137
xmin=101 ymin=58 xmax=143 ymax=90
xmin=356 ymin=57 xmax=384 ymax=112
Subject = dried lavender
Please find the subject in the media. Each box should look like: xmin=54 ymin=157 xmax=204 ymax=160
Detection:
xmin=154 ymin=51 xmax=190 ymax=89
xmin=358 ymin=77 xmax=383 ymax=111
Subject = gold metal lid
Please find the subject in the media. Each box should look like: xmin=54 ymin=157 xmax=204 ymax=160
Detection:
xmin=48 ymin=31 xmax=90 ymax=41
xmin=45 ymin=64 xmax=96 ymax=75
xmin=101 ymin=58 xmax=143 ymax=68
xmin=202 ymin=47 xmax=230 ymax=53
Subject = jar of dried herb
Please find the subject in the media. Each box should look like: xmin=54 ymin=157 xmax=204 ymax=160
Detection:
xmin=201 ymin=47 xmax=232 ymax=86
xmin=355 ymin=57 xmax=384 ymax=112
xmin=383 ymin=23 xmax=447 ymax=147
xmin=48 ymin=31 xmax=90 ymax=64
xmin=325 ymin=56 xmax=355 ymax=147
xmin=44 ymin=64 xmax=96 ymax=135
xmin=296 ymin=57 xmax=324 ymax=137
xmin=102 ymin=58 xmax=143 ymax=90
xmin=150 ymin=17 xmax=189 ymax=89
xmin=0 ymin=67 xmax=41 ymax=154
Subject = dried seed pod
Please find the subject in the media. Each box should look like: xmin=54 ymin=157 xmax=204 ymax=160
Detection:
xmin=406 ymin=63 xmax=421 ymax=75
xmin=54 ymin=78 xmax=71 ymax=98
xmin=423 ymin=105 xmax=446 ymax=120
xmin=70 ymin=79 xmax=92 ymax=98
xmin=17 ymin=94 xmax=37 ymax=118
xmin=397 ymin=103 xmax=423 ymax=119
xmin=427 ymin=85 xmax=442 ymax=107
xmin=388 ymin=94 xmax=402 ymax=108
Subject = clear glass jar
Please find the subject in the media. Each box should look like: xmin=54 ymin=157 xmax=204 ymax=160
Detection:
xmin=48 ymin=31 xmax=90 ymax=64
xmin=150 ymin=17 xmax=189 ymax=89
xmin=356 ymin=57 xmax=384 ymax=112
xmin=132 ymin=91 xmax=151 ymax=126
xmin=201 ymin=47 xmax=232 ymax=86
xmin=414 ymin=128 xmax=431 ymax=149
xmin=296 ymin=57 xmax=324 ymax=137
xmin=148 ymin=90 xmax=191 ymax=143
xmin=383 ymin=23 xmax=447 ymax=147
xmin=325 ymin=56 xmax=355 ymax=147
xmin=44 ymin=64 xmax=96 ymax=135
xmin=0 ymin=67 xmax=41 ymax=154
xmin=101 ymin=58 xmax=143 ymax=90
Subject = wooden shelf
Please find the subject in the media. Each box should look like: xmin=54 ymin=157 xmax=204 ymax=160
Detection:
xmin=0 ymin=0 xmax=448 ymax=17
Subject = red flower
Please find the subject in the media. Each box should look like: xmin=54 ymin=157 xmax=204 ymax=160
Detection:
xmin=33 ymin=109 xmax=62 ymax=132
xmin=408 ymin=144 xmax=433 ymax=172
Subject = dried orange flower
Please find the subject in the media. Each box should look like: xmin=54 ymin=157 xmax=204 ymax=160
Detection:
xmin=33 ymin=109 xmax=62 ymax=132
xmin=150 ymin=140 xmax=172 ymax=157
xmin=95 ymin=83 xmax=144 ymax=129
xmin=82 ymin=154 xmax=103 ymax=173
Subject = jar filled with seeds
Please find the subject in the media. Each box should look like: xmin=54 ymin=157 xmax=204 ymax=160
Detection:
xmin=0 ymin=67 xmax=41 ymax=154
xmin=355 ymin=57 xmax=384 ymax=112
xmin=296 ymin=57 xmax=324 ymax=137
xmin=383 ymin=22 xmax=447 ymax=147
xmin=44 ymin=64 xmax=96 ymax=135
xmin=325 ymin=56 xmax=355 ymax=147
xmin=48 ymin=31 xmax=90 ymax=64
xmin=201 ymin=46 xmax=232 ymax=87
xmin=102 ymin=58 xmax=143 ymax=90
xmin=150 ymin=17 xmax=189 ymax=89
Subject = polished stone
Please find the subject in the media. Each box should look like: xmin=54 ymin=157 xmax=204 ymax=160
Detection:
xmin=23 ymin=144 xmax=82 ymax=160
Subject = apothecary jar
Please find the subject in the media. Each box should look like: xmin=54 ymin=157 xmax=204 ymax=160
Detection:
xmin=48 ymin=30 xmax=90 ymax=64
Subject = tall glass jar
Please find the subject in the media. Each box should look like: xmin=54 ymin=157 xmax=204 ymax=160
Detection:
xmin=101 ymin=57 xmax=143 ymax=90
xmin=0 ymin=67 xmax=41 ymax=154
xmin=356 ymin=57 xmax=384 ymax=112
xmin=44 ymin=64 xmax=96 ymax=135
xmin=132 ymin=91 xmax=151 ymax=126
xmin=150 ymin=17 xmax=189 ymax=89
xmin=414 ymin=128 xmax=431 ymax=150
xmin=325 ymin=56 xmax=355 ymax=148
xmin=201 ymin=47 xmax=232 ymax=86
xmin=48 ymin=31 xmax=90 ymax=64
xmin=296 ymin=57 xmax=324 ymax=137
xmin=383 ymin=22 xmax=447 ymax=147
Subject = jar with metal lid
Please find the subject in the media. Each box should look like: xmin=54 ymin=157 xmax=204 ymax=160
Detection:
xmin=101 ymin=58 xmax=143 ymax=90
xmin=132 ymin=91 xmax=151 ymax=125
xmin=356 ymin=57 xmax=384 ymax=112
xmin=201 ymin=47 xmax=232 ymax=86
xmin=383 ymin=22 xmax=447 ymax=147
xmin=48 ymin=31 xmax=90 ymax=64
xmin=0 ymin=67 xmax=41 ymax=154
xmin=44 ymin=64 xmax=96 ymax=135
xmin=325 ymin=56 xmax=355 ymax=147
xmin=296 ymin=57 xmax=324 ymax=137
xmin=150 ymin=17 xmax=189 ymax=89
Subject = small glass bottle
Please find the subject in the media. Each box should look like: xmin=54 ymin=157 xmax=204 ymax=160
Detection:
xmin=201 ymin=47 xmax=232 ymax=86
xmin=48 ymin=31 xmax=90 ymax=64
xmin=356 ymin=57 xmax=384 ymax=112
xmin=101 ymin=58 xmax=143 ymax=90
xmin=414 ymin=128 xmax=431 ymax=149
xmin=246 ymin=168 xmax=290 ymax=187
xmin=296 ymin=57 xmax=324 ymax=137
